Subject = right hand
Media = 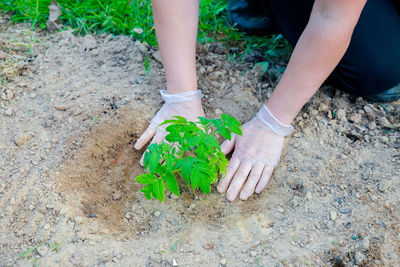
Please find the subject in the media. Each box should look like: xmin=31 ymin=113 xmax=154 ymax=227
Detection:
xmin=217 ymin=116 xmax=285 ymax=201
xmin=134 ymin=96 xmax=204 ymax=166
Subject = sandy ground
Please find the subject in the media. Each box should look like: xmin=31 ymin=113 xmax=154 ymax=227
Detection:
xmin=0 ymin=18 xmax=399 ymax=266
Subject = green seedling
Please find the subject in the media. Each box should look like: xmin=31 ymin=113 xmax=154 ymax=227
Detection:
xmin=143 ymin=56 xmax=151 ymax=75
xmin=135 ymin=114 xmax=242 ymax=202
xmin=17 ymin=245 xmax=40 ymax=260
xmin=171 ymin=237 xmax=184 ymax=252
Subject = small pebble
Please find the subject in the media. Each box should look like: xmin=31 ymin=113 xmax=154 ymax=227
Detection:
xmin=378 ymin=180 xmax=391 ymax=192
xmin=154 ymin=211 xmax=161 ymax=217
xmin=30 ymin=93 xmax=37 ymax=99
xmin=360 ymin=237 xmax=370 ymax=250
xmin=363 ymin=105 xmax=376 ymax=120
xmin=368 ymin=122 xmax=377 ymax=130
xmin=135 ymin=41 xmax=148 ymax=53
xmin=82 ymin=35 xmax=97 ymax=50
xmin=363 ymin=105 xmax=374 ymax=114
xmin=76 ymin=231 xmax=86 ymax=240
xmin=135 ymin=77 xmax=144 ymax=84
xmin=15 ymin=132 xmax=32 ymax=146
xmin=378 ymin=136 xmax=389 ymax=143
xmin=336 ymin=109 xmax=346 ymax=120
xmin=310 ymin=109 xmax=318 ymax=116
xmin=112 ymin=190 xmax=122 ymax=201
xmin=318 ymin=103 xmax=329 ymax=112
xmin=133 ymin=27 xmax=143 ymax=34
xmin=91 ymin=49 xmax=99 ymax=56
xmin=43 ymin=223 xmax=51 ymax=230
xmin=152 ymin=50 xmax=162 ymax=63
xmin=306 ymin=191 xmax=312 ymax=200
xmin=327 ymin=110 xmax=333 ymax=119
xmin=6 ymin=90 xmax=14 ymax=100
xmin=5 ymin=107 xmax=13 ymax=116
xmin=0 ymin=50 xmax=7 ymax=60
xmin=348 ymin=113 xmax=362 ymax=124
xmin=220 ymin=258 xmax=227 ymax=266
xmin=75 ymin=216 xmax=83 ymax=224
xmin=378 ymin=117 xmax=393 ymax=128
xmin=215 ymin=108 xmax=223 ymax=115
xmin=354 ymin=251 xmax=366 ymax=264
xmin=330 ymin=211 xmax=338 ymax=221
xmin=37 ymin=246 xmax=49 ymax=257
xmin=172 ymin=259 xmax=178 ymax=266
xmin=277 ymin=208 xmax=284 ymax=213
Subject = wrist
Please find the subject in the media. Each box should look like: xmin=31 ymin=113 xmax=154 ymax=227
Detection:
xmin=265 ymin=95 xmax=300 ymax=125
xmin=256 ymin=104 xmax=294 ymax=136
xmin=160 ymin=89 xmax=202 ymax=103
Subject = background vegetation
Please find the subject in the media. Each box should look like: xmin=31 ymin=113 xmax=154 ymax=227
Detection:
xmin=0 ymin=0 xmax=290 ymax=60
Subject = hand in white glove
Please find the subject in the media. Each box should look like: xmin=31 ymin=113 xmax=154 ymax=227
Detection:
xmin=217 ymin=105 xmax=293 ymax=201
xmin=134 ymin=90 xmax=204 ymax=165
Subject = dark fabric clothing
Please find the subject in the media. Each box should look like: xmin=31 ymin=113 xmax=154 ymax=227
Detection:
xmin=228 ymin=0 xmax=275 ymax=35
xmin=261 ymin=0 xmax=400 ymax=97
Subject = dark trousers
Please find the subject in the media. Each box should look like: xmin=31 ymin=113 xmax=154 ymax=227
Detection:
xmin=262 ymin=0 xmax=400 ymax=96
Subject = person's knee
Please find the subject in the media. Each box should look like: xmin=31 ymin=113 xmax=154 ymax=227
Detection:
xmin=357 ymin=55 xmax=400 ymax=95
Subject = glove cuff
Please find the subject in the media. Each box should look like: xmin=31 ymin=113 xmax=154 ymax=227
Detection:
xmin=257 ymin=104 xmax=294 ymax=136
xmin=160 ymin=90 xmax=202 ymax=103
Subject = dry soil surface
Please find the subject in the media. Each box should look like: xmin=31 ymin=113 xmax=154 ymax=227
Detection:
xmin=0 ymin=19 xmax=399 ymax=267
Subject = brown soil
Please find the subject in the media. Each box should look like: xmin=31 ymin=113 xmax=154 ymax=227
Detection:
xmin=0 ymin=17 xmax=399 ymax=266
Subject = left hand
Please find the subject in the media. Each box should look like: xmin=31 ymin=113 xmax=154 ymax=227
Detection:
xmin=217 ymin=116 xmax=284 ymax=201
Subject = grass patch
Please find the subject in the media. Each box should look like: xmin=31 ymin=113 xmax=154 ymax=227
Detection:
xmin=0 ymin=0 xmax=291 ymax=59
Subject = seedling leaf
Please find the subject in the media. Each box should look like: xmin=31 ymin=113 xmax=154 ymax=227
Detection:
xmin=221 ymin=113 xmax=243 ymax=136
xmin=136 ymin=173 xmax=157 ymax=184
xmin=217 ymin=127 xmax=231 ymax=140
xmin=141 ymin=184 xmax=153 ymax=200
xmin=152 ymin=179 xmax=166 ymax=202
xmin=165 ymin=172 xmax=180 ymax=196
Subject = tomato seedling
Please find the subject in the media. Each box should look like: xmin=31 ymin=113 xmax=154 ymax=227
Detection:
xmin=135 ymin=114 xmax=242 ymax=202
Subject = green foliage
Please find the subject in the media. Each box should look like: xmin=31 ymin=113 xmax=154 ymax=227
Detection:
xmin=0 ymin=0 xmax=291 ymax=59
xmin=17 ymin=241 xmax=61 ymax=265
xmin=136 ymin=114 xmax=242 ymax=202
xmin=143 ymin=56 xmax=150 ymax=75
xmin=254 ymin=61 xmax=270 ymax=76
xmin=0 ymin=0 xmax=157 ymax=45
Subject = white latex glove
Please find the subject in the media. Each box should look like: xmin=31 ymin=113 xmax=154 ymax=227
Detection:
xmin=217 ymin=105 xmax=293 ymax=201
xmin=134 ymin=90 xmax=204 ymax=165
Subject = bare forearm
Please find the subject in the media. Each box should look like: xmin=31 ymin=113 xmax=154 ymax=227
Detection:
xmin=266 ymin=0 xmax=366 ymax=124
xmin=152 ymin=0 xmax=199 ymax=94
